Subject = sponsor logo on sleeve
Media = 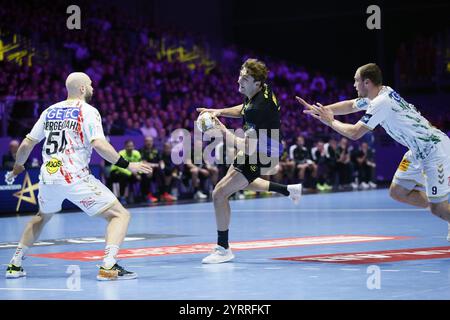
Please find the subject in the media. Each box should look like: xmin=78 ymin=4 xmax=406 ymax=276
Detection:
xmin=360 ymin=113 xmax=373 ymax=124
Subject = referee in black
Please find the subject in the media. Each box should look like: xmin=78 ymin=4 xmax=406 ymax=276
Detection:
xmin=197 ymin=58 xmax=302 ymax=264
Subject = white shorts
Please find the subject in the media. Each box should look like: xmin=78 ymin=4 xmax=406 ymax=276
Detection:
xmin=38 ymin=174 xmax=117 ymax=216
xmin=393 ymin=137 xmax=450 ymax=203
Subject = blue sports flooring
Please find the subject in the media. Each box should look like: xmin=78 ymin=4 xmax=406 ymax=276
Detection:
xmin=0 ymin=189 xmax=450 ymax=300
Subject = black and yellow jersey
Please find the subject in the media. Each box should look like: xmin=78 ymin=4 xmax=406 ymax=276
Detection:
xmin=240 ymin=83 xmax=281 ymax=158
xmin=241 ymin=83 xmax=280 ymax=133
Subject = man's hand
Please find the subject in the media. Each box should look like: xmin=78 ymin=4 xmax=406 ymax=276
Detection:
xmin=128 ymin=162 xmax=152 ymax=175
xmin=210 ymin=115 xmax=227 ymax=133
xmin=196 ymin=108 xmax=221 ymax=118
xmin=296 ymin=96 xmax=335 ymax=126
xmin=12 ymin=163 xmax=25 ymax=177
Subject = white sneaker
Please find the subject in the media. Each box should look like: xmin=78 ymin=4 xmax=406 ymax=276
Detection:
xmin=360 ymin=182 xmax=370 ymax=190
xmin=368 ymin=181 xmax=377 ymax=189
xmin=447 ymin=223 xmax=450 ymax=242
xmin=5 ymin=264 xmax=26 ymax=278
xmin=194 ymin=190 xmax=208 ymax=200
xmin=202 ymin=245 xmax=235 ymax=264
xmin=287 ymin=183 xmax=302 ymax=205
xmin=351 ymin=182 xmax=359 ymax=190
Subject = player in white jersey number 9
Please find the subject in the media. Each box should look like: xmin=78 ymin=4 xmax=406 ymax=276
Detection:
xmin=297 ymin=63 xmax=450 ymax=241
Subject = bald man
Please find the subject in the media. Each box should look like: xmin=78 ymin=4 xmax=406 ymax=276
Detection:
xmin=5 ymin=72 xmax=152 ymax=281
xmin=2 ymin=140 xmax=20 ymax=170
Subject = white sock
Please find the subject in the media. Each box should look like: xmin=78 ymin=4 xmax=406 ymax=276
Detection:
xmin=10 ymin=243 xmax=29 ymax=267
xmin=102 ymin=244 xmax=120 ymax=269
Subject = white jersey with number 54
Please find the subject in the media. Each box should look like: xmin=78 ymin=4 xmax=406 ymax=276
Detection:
xmin=26 ymin=99 xmax=105 ymax=184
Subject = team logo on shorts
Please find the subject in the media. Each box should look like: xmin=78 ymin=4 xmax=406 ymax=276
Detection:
xmin=398 ymin=158 xmax=410 ymax=172
xmin=80 ymin=197 xmax=96 ymax=209
xmin=46 ymin=158 xmax=62 ymax=174
xmin=250 ymin=165 xmax=257 ymax=172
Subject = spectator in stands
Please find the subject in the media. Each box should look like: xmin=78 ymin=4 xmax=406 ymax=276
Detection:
xmin=351 ymin=142 xmax=377 ymax=189
xmin=325 ymin=138 xmax=338 ymax=188
xmin=183 ymin=140 xmax=211 ymax=200
xmin=160 ymin=142 xmax=180 ymax=201
xmin=140 ymin=136 xmax=161 ymax=203
xmin=140 ymin=118 xmax=158 ymax=138
xmin=2 ymin=139 xmax=20 ymax=170
xmin=290 ymin=136 xmax=317 ymax=188
xmin=336 ymin=137 xmax=354 ymax=189
xmin=272 ymin=139 xmax=295 ymax=184
xmin=110 ymin=140 xmax=142 ymax=204
xmin=311 ymin=140 xmax=332 ymax=191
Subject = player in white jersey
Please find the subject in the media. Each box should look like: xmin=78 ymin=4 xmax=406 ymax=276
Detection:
xmin=297 ymin=63 xmax=450 ymax=237
xmin=5 ymin=72 xmax=152 ymax=280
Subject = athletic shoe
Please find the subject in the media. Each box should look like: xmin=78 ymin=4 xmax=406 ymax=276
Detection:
xmin=202 ymin=245 xmax=235 ymax=264
xmin=287 ymin=183 xmax=302 ymax=204
xmin=323 ymin=183 xmax=333 ymax=191
xmin=194 ymin=190 xmax=208 ymax=200
xmin=5 ymin=264 xmax=26 ymax=279
xmin=146 ymin=193 xmax=158 ymax=203
xmin=97 ymin=263 xmax=137 ymax=281
xmin=161 ymin=192 xmax=177 ymax=201
xmin=233 ymin=192 xmax=245 ymax=200
xmin=360 ymin=182 xmax=370 ymax=190
xmin=316 ymin=183 xmax=326 ymax=192
xmin=243 ymin=190 xmax=256 ymax=197
xmin=368 ymin=181 xmax=377 ymax=189
xmin=351 ymin=182 xmax=359 ymax=190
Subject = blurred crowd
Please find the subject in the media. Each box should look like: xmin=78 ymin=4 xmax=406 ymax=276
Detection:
xmin=0 ymin=1 xmax=379 ymax=204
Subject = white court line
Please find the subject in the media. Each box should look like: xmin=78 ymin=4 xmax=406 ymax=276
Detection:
xmin=301 ymin=267 xmax=320 ymax=270
xmin=150 ymin=208 xmax=428 ymax=213
xmin=340 ymin=268 xmax=360 ymax=271
xmin=382 ymin=270 xmax=400 ymax=272
xmin=31 ymin=264 xmax=48 ymax=267
xmin=264 ymin=267 xmax=282 ymax=270
xmin=159 ymin=265 xmax=177 ymax=268
xmin=309 ymin=276 xmax=319 ymax=278
xmin=0 ymin=288 xmax=82 ymax=292
xmin=421 ymin=271 xmax=440 ymax=273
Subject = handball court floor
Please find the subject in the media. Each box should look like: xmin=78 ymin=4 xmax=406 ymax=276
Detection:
xmin=1 ymin=188 xmax=450 ymax=300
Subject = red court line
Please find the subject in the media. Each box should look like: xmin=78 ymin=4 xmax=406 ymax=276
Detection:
xmin=275 ymin=246 xmax=450 ymax=264
xmin=29 ymin=235 xmax=411 ymax=261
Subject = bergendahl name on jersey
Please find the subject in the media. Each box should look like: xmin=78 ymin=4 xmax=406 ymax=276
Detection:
xmin=45 ymin=107 xmax=80 ymax=131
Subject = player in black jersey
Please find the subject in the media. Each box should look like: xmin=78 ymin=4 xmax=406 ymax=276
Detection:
xmin=197 ymin=59 xmax=302 ymax=264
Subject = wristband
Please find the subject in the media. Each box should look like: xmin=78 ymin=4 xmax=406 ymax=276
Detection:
xmin=115 ymin=155 xmax=129 ymax=168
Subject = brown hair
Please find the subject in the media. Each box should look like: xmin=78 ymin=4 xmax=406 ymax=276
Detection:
xmin=241 ymin=58 xmax=268 ymax=86
xmin=358 ymin=63 xmax=383 ymax=86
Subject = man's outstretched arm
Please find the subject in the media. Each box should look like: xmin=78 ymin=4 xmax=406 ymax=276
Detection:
xmin=91 ymin=138 xmax=152 ymax=174
xmin=301 ymin=101 xmax=371 ymax=141
xmin=297 ymin=96 xmax=358 ymax=116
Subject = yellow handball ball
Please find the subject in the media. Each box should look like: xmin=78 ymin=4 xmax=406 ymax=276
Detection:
xmin=196 ymin=112 xmax=215 ymax=133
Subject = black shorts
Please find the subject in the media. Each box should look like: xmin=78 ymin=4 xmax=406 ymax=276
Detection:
xmin=232 ymin=152 xmax=275 ymax=184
